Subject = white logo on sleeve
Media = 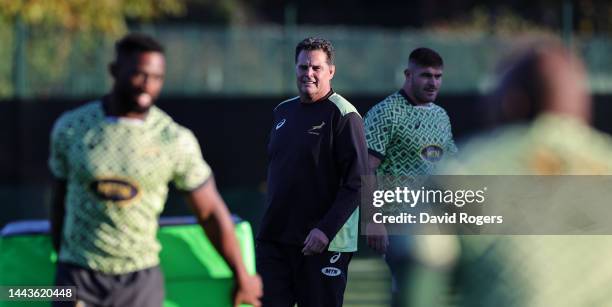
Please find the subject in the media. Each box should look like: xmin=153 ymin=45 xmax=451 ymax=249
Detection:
xmin=276 ymin=119 xmax=286 ymax=130
xmin=330 ymin=252 xmax=341 ymax=264
xmin=321 ymin=253 xmax=343 ymax=277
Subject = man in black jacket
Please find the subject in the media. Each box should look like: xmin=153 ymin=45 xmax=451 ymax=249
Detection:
xmin=256 ymin=37 xmax=369 ymax=307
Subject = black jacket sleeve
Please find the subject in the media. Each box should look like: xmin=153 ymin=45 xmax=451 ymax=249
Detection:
xmin=316 ymin=112 xmax=369 ymax=240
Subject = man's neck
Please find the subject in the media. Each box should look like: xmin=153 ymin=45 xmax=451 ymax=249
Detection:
xmin=300 ymin=89 xmax=333 ymax=104
xmin=103 ymin=94 xmax=149 ymax=120
xmin=401 ymin=86 xmax=429 ymax=106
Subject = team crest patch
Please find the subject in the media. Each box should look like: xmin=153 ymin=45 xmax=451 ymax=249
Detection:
xmin=420 ymin=145 xmax=444 ymax=162
xmin=90 ymin=178 xmax=140 ymax=203
xmin=308 ymin=121 xmax=326 ymax=135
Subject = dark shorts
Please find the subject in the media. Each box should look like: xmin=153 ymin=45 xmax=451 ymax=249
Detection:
xmin=256 ymin=240 xmax=353 ymax=307
xmin=53 ymin=262 xmax=164 ymax=307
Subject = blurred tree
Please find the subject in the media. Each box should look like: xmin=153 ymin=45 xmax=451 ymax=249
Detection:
xmin=0 ymin=0 xmax=189 ymax=98
xmin=0 ymin=0 xmax=186 ymax=35
xmin=169 ymin=0 xmax=255 ymax=25
xmin=0 ymin=0 xmax=256 ymax=98
xmin=248 ymin=0 xmax=612 ymax=36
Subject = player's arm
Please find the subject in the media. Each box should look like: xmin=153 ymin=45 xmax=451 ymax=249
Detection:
xmin=361 ymin=103 xmax=394 ymax=254
xmin=48 ymin=115 xmax=69 ymax=254
xmin=368 ymin=153 xmax=382 ymax=170
xmin=443 ymin=112 xmax=458 ymax=156
xmin=364 ymin=154 xmax=389 ymax=254
xmin=303 ymin=112 xmax=368 ymax=255
xmin=50 ymin=179 xmax=67 ymax=253
xmin=187 ymin=177 xmax=262 ymax=307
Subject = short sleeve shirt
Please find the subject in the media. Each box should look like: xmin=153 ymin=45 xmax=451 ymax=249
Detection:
xmin=364 ymin=90 xmax=457 ymax=180
xmin=49 ymin=101 xmax=211 ymax=274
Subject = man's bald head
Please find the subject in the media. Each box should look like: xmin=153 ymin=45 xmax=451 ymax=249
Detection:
xmin=492 ymin=42 xmax=590 ymax=124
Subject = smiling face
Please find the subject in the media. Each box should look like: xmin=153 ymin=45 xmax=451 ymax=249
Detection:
xmin=405 ymin=65 xmax=443 ymax=104
xmin=295 ymin=49 xmax=335 ymax=103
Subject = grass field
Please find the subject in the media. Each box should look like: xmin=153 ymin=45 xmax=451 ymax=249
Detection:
xmin=345 ymin=257 xmax=391 ymax=307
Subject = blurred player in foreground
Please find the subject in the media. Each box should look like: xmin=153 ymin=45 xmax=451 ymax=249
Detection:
xmin=438 ymin=41 xmax=612 ymax=307
xmin=49 ymin=33 xmax=261 ymax=307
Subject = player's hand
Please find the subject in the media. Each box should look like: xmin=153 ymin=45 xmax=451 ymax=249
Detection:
xmin=233 ymin=274 xmax=262 ymax=307
xmin=302 ymin=228 xmax=329 ymax=255
xmin=366 ymin=222 xmax=388 ymax=254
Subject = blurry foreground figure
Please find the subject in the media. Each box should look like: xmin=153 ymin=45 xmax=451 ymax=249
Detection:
xmin=49 ymin=33 xmax=262 ymax=307
xmin=438 ymin=41 xmax=612 ymax=307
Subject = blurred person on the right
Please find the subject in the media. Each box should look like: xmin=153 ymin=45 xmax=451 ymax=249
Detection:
xmin=435 ymin=41 xmax=612 ymax=307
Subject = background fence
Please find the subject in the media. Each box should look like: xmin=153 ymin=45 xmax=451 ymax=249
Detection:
xmin=3 ymin=25 xmax=612 ymax=99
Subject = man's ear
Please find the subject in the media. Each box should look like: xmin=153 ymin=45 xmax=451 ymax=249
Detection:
xmin=404 ymin=68 xmax=411 ymax=78
xmin=329 ymin=64 xmax=336 ymax=79
xmin=109 ymin=62 xmax=117 ymax=78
